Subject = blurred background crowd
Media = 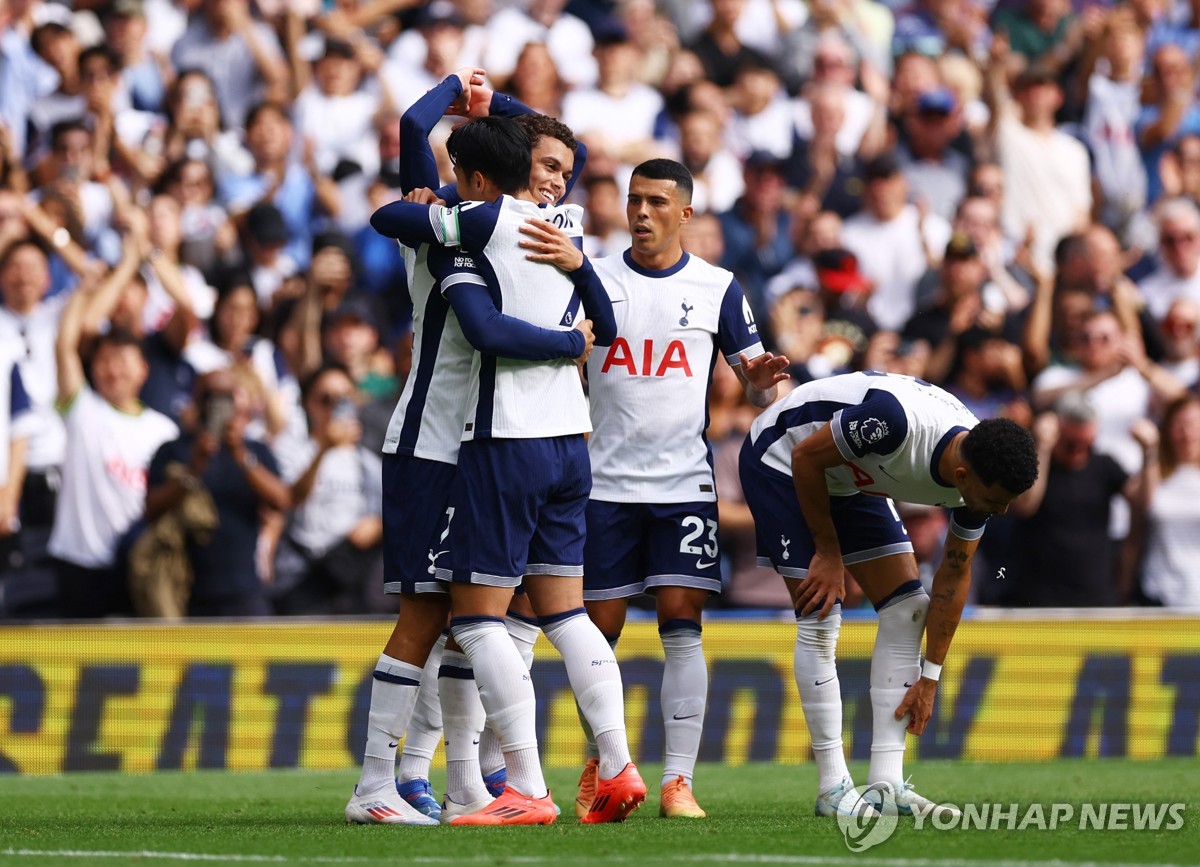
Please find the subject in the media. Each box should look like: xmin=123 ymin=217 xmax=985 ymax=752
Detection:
xmin=1 ymin=0 xmax=1199 ymax=620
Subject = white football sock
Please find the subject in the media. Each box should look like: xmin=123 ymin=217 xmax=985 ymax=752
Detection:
xmin=438 ymin=648 xmax=491 ymax=806
xmin=868 ymin=584 xmax=928 ymax=787
xmin=541 ymin=609 xmax=630 ymax=780
xmin=659 ymin=619 xmax=706 ymax=788
xmin=477 ymin=726 xmax=505 ymax=777
xmin=577 ymin=633 xmax=619 ymax=763
xmin=506 ymin=612 xmax=540 ymax=670
xmin=397 ymin=632 xmax=445 ymax=784
xmin=794 ymin=607 xmax=849 ymax=792
xmin=451 ymin=616 xmax=546 ymax=798
xmin=358 ymin=653 xmax=423 ymax=794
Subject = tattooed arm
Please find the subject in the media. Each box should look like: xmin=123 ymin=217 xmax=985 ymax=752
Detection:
xmin=894 ymin=530 xmax=981 ymax=736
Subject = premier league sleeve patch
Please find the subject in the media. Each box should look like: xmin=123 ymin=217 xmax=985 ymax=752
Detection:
xmin=835 ymin=390 xmax=909 ymax=458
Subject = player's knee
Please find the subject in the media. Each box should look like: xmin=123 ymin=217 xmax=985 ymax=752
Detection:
xmin=876 ymin=581 xmax=929 ymax=635
xmin=795 ymin=607 xmax=842 ymax=662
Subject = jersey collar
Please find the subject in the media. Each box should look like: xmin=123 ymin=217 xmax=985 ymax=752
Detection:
xmin=930 ymin=425 xmax=969 ymax=488
xmin=622 ymin=249 xmax=690 ymax=278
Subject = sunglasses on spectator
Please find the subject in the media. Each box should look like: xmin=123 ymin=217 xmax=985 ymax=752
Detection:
xmin=316 ymin=392 xmax=354 ymax=407
xmin=1162 ymin=232 xmax=1198 ymax=247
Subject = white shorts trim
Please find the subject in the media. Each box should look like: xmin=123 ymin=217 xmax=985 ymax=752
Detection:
xmin=383 ymin=580 xmax=448 ymax=596
xmin=758 ymin=556 xmax=809 ymax=580
xmin=644 ymin=573 xmax=722 ymax=594
xmin=469 ymin=571 xmax=523 ymax=588
xmin=582 ymin=582 xmax=644 ymax=602
xmin=842 ymin=542 xmax=915 ymax=565
xmin=526 ymin=563 xmax=585 ymax=577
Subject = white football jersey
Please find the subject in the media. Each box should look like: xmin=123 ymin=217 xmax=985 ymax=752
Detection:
xmin=747 ymin=372 xmax=980 ymax=508
xmin=0 ymin=295 xmax=70 ymax=471
xmin=381 ymin=242 xmax=477 ymax=464
xmin=587 ymin=251 xmax=764 ymax=503
xmin=47 ymin=388 xmax=179 ymax=568
xmin=428 ymin=196 xmax=592 ymax=440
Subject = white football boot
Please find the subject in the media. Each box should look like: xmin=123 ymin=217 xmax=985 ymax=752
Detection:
xmin=439 ymin=794 xmax=497 ymax=825
xmin=345 ymin=786 xmax=440 ymax=825
xmin=815 ymin=776 xmax=881 ymax=818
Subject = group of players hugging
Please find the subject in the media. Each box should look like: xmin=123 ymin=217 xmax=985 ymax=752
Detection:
xmin=343 ymin=68 xmax=1039 ymax=827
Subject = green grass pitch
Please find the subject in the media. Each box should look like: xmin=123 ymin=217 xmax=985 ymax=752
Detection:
xmin=0 ymin=760 xmax=1196 ymax=866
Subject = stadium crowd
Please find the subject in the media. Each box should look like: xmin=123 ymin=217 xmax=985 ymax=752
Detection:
xmin=1 ymin=0 xmax=1199 ymax=620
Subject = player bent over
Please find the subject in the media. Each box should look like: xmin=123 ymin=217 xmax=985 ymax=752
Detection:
xmin=578 ymin=160 xmax=789 ymax=819
xmin=738 ymin=372 xmax=1037 ymax=816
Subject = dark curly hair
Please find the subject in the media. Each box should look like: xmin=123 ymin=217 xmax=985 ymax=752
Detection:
xmin=514 ymin=114 xmax=578 ymax=155
xmin=960 ymin=418 xmax=1039 ymax=494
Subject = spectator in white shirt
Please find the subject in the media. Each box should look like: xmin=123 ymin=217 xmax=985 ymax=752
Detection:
xmin=562 ymin=24 xmax=666 ymax=168
xmin=1138 ymin=197 xmax=1200 ymax=321
xmin=483 ymin=0 xmax=597 ymax=90
xmin=986 ymin=40 xmax=1092 ymax=272
xmin=48 ymin=243 xmax=179 ymax=617
xmin=273 ymin=363 xmax=383 ymax=615
xmin=841 ymin=153 xmax=952 ymax=332
xmin=677 ymin=109 xmax=744 ymax=214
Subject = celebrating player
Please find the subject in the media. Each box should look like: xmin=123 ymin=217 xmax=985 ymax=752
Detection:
xmin=372 ymin=116 xmax=647 ymax=826
xmin=345 ymin=114 xmax=595 ymax=825
xmin=738 ymin=372 xmax=1037 ymax=816
xmin=577 ymin=159 xmax=789 ymax=819
xmin=354 ymin=67 xmax=590 ymax=823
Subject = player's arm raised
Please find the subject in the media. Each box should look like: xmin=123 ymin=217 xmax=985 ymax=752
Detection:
xmin=895 ymin=522 xmax=981 ymax=736
xmin=789 ymin=424 xmax=847 ymax=620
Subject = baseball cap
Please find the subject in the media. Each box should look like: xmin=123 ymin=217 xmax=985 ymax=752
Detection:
xmin=917 ymin=87 xmax=956 ymax=115
xmin=246 ymin=203 xmax=288 ymax=246
xmin=813 ymin=248 xmax=871 ymax=294
xmin=416 ymin=0 xmax=464 ymax=29
xmin=744 ymin=149 xmax=785 ymax=174
xmin=593 ymin=20 xmax=631 ymax=47
xmin=327 ymin=295 xmax=380 ymax=332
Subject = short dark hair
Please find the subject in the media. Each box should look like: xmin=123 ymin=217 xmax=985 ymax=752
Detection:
xmin=92 ymin=326 xmax=145 ymax=358
xmin=514 ymin=114 xmax=577 ymax=155
xmin=78 ymin=45 xmax=117 ymax=76
xmin=244 ymin=101 xmax=290 ymax=131
xmin=0 ymin=239 xmax=50 ymax=274
xmin=630 ymin=159 xmax=694 ymax=205
xmin=51 ymin=119 xmax=90 ymax=151
xmin=961 ymin=418 xmax=1038 ymax=494
xmin=300 ymin=361 xmax=354 ymax=403
xmin=446 ymin=117 xmax=531 ymax=196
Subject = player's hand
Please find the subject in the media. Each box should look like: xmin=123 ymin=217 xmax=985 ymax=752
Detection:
xmin=796 ymin=551 xmax=844 ymax=619
xmin=574 ymin=317 xmax=596 ymax=364
xmin=895 ymin=677 xmax=938 ymax=735
xmin=448 ymin=67 xmax=486 ymax=115
xmin=404 ymin=187 xmax=445 ymax=206
xmin=467 ymin=83 xmax=494 ymax=117
xmin=519 ymin=218 xmax=583 ymax=271
xmin=739 ymin=351 xmax=790 ymax=390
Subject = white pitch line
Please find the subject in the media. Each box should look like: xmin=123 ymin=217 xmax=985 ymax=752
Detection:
xmin=0 ymin=850 xmax=1188 ymax=867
